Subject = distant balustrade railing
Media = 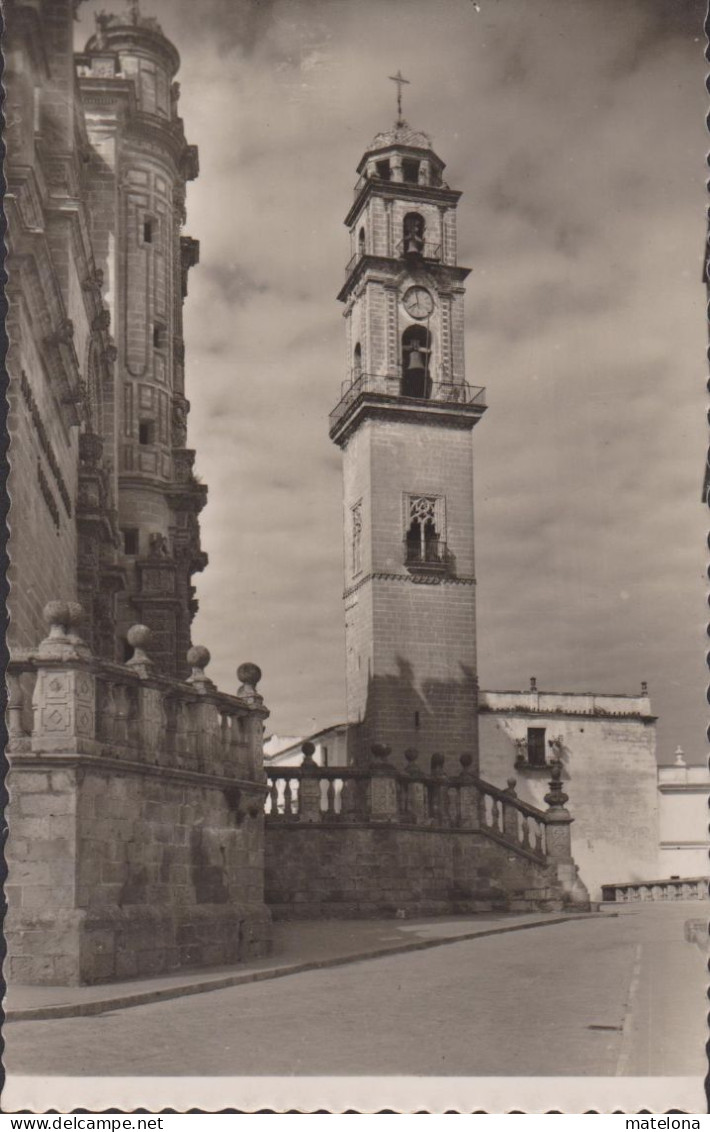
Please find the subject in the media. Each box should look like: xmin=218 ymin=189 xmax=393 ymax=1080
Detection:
xmin=404 ymin=537 xmax=448 ymax=568
xmin=264 ymin=745 xmax=562 ymax=865
xmin=601 ymin=878 xmax=708 ymax=903
xmin=329 ymin=372 xmax=486 ymax=432
xmin=345 ymin=241 xmax=445 ymax=279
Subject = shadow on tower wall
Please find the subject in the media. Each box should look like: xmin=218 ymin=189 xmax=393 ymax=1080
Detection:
xmin=347 ymin=654 xmax=479 ymax=773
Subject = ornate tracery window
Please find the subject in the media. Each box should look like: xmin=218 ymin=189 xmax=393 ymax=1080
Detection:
xmin=405 ymin=494 xmax=446 ymax=566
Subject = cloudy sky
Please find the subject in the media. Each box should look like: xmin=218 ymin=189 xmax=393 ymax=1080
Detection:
xmin=78 ymin=0 xmax=707 ymax=762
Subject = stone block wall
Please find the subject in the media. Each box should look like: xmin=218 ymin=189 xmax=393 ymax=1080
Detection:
xmin=6 ymin=610 xmax=272 ymax=986
xmin=265 ymin=824 xmax=566 ymax=920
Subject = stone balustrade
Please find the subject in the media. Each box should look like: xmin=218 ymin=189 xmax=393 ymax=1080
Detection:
xmin=601 ymin=877 xmax=708 ymax=903
xmin=265 ymin=745 xmax=580 ymax=869
xmin=7 ymin=605 xmax=267 ymax=783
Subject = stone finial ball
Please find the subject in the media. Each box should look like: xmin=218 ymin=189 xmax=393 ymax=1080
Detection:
xmin=187 ymin=644 xmax=211 ymax=669
xmin=43 ymin=600 xmax=83 ymax=630
xmin=507 ymin=776 xmax=517 ymax=790
xmin=237 ymin=662 xmax=262 ymax=687
xmin=302 ymin=740 xmax=316 ymax=758
xmin=404 ymin=747 xmax=419 ymax=764
xmin=371 ymin=743 xmax=391 ymax=761
xmin=126 ymin=624 xmax=153 ymax=649
xmin=459 ymin=752 xmax=473 ymax=770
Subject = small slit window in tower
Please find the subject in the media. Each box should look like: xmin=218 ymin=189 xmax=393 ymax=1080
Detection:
xmin=122 ymin=527 xmax=139 ymax=556
xmin=358 ymin=227 xmax=366 ymax=257
xmin=402 ymin=158 xmax=420 ymax=184
xmin=322 ymin=746 xmax=329 ymax=768
xmin=375 ymin=159 xmax=391 ymax=181
xmin=351 ymin=500 xmax=363 ymax=576
xmin=143 ymin=219 xmax=153 ymax=244
xmin=138 ymin=420 xmax=156 ymax=446
xmin=153 ymin=323 xmax=167 ymax=349
xmin=403 ymin=212 xmax=425 ymax=256
xmin=353 ymin=342 xmax=362 ymax=379
xmin=527 ymin=728 xmax=547 ymax=767
xmin=414 ymin=711 xmax=420 ymax=729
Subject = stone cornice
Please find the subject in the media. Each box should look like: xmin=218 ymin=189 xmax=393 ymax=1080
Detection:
xmin=8 ymin=751 xmax=267 ymax=794
xmin=331 ymin=394 xmax=486 ymax=448
xmin=344 ymin=569 xmax=475 ymax=599
xmin=337 ymin=255 xmax=470 ymax=304
xmin=345 ymin=178 xmax=461 ymax=230
xmin=477 ymin=704 xmax=658 ymax=724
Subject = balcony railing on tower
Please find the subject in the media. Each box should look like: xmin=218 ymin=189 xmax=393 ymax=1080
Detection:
xmin=344 ymin=240 xmax=444 ymax=279
xmin=329 ymin=371 xmax=486 ymax=433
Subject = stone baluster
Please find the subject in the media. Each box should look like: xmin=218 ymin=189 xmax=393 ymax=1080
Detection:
xmin=31 ymin=602 xmax=97 ymax=755
xmin=428 ymin=752 xmax=446 ymax=824
xmin=544 ymin=764 xmax=590 ymax=907
xmin=186 ymin=646 xmax=220 ymax=768
xmin=369 ymin=743 xmax=398 ymax=822
xmin=267 ymin=777 xmax=279 ymax=817
xmin=403 ymin=747 xmax=427 ymax=823
xmin=186 ymin=645 xmax=215 ymax=693
xmin=283 ymin=778 xmax=294 ymax=817
xmin=237 ymin=662 xmax=269 ymax=777
xmin=502 ymin=777 xmax=519 ymax=843
xmin=456 ymin=752 xmax=479 ymax=828
xmin=543 ymin=763 xmax=573 ymax=861
xmin=7 ymin=672 xmax=29 ymax=751
xmin=298 ymin=741 xmax=322 ymax=823
xmin=124 ymin=626 xmax=166 ymax=760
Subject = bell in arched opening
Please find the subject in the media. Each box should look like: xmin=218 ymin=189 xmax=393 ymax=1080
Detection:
xmin=401 ymin=324 xmax=432 ymax=399
xmin=402 ymin=212 xmax=425 ymax=257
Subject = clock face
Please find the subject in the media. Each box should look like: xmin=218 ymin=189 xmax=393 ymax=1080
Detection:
xmin=403 ymin=286 xmax=434 ymax=320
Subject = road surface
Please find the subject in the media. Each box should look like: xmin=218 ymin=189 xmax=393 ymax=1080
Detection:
xmin=4 ymin=903 xmax=706 ymax=1078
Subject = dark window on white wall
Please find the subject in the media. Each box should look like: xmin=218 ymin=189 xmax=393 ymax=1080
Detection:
xmin=402 ymin=158 xmax=420 ymax=184
xmin=153 ymin=323 xmax=166 ymax=349
xmin=375 ymin=159 xmax=391 ymax=180
xmin=527 ymin=728 xmax=547 ymax=767
xmin=143 ymin=218 xmax=154 ymax=243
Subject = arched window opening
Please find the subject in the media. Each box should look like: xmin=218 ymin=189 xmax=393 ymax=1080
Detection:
xmin=353 ymin=342 xmax=362 ymax=379
xmin=358 ymin=227 xmax=366 ymax=258
xmin=375 ymin=158 xmax=391 ymax=181
xmin=401 ymin=324 xmax=432 ymax=399
xmin=406 ymin=496 xmax=444 ymax=566
xmin=402 ymin=212 xmax=425 ymax=256
xmin=402 ymin=158 xmax=420 ymax=184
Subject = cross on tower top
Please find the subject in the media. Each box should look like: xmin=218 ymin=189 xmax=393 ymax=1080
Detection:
xmin=388 ymin=70 xmax=410 ymax=126
xmin=127 ymin=0 xmax=141 ymax=23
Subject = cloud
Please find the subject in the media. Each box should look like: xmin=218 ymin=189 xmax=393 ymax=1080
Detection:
xmin=74 ymin=0 xmax=706 ymax=760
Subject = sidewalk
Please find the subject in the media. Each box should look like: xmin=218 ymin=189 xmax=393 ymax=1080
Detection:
xmin=4 ymin=909 xmax=600 ymax=1022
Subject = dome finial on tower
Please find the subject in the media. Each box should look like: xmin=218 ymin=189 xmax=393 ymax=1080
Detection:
xmin=388 ymin=70 xmax=410 ymax=127
xmin=127 ymin=0 xmax=141 ymax=23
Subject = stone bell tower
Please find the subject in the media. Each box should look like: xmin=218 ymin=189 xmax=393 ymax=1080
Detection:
xmin=329 ymin=85 xmax=487 ymax=770
xmin=77 ymin=3 xmax=207 ymax=677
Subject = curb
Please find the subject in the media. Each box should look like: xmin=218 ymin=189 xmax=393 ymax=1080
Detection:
xmin=5 ymin=911 xmax=602 ymax=1022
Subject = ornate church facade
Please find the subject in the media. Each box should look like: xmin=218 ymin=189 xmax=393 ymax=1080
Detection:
xmin=6 ymin=0 xmax=205 ymax=677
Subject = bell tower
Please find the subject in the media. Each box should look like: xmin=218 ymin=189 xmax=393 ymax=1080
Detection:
xmin=330 ymin=90 xmax=487 ymax=770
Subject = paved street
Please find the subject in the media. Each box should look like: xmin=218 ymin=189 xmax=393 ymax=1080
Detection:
xmin=4 ymin=903 xmax=706 ymax=1078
